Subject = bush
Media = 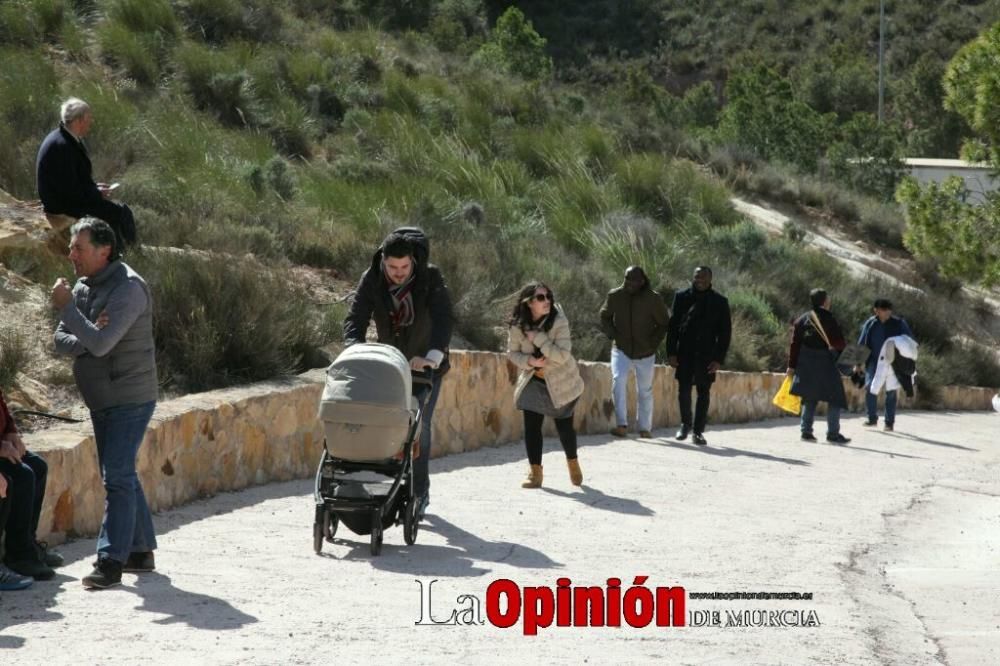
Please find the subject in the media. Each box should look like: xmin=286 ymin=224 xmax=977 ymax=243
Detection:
xmin=130 ymin=249 xmax=324 ymax=392
xmin=474 ymin=7 xmax=552 ymax=81
xmin=0 ymin=324 xmax=31 ymax=391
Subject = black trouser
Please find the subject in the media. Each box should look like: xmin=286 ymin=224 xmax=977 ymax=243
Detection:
xmin=678 ymin=381 xmax=712 ymax=434
xmin=0 ymin=489 xmax=9 ymax=560
xmin=523 ymin=410 xmax=577 ymax=465
xmin=0 ymin=451 xmax=48 ymax=561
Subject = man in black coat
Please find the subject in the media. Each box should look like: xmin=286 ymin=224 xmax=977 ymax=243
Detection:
xmin=343 ymin=227 xmax=452 ymax=517
xmin=666 ymin=266 xmax=732 ymax=446
xmin=36 ymin=98 xmax=135 ymax=248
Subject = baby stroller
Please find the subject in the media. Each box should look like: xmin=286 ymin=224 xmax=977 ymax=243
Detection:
xmin=313 ymin=343 xmax=425 ymax=556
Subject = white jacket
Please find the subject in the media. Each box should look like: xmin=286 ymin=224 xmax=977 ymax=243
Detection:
xmin=870 ymin=335 xmax=918 ymax=394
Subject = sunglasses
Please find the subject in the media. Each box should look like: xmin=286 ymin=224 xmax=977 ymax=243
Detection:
xmin=529 ymin=293 xmax=552 ymax=303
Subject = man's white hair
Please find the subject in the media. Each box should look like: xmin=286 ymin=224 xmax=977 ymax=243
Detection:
xmin=60 ymin=98 xmax=91 ymax=125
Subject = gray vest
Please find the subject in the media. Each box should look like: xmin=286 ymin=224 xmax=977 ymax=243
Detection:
xmin=72 ymin=261 xmax=158 ymax=411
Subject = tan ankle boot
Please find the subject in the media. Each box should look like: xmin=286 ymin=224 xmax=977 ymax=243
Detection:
xmin=567 ymin=458 xmax=583 ymax=486
xmin=521 ymin=464 xmax=543 ymax=488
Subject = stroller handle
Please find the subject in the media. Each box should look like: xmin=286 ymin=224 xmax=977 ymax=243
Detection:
xmin=412 ymin=366 xmax=435 ymax=386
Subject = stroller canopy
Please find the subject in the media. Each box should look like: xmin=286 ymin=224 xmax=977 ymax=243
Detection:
xmin=322 ymin=343 xmax=413 ymax=410
xmin=319 ymin=343 xmax=415 ymax=461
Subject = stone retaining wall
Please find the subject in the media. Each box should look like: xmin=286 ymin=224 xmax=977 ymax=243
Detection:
xmin=28 ymin=351 xmax=995 ymax=543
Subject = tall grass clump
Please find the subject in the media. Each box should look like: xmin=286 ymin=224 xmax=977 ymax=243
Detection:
xmin=98 ymin=0 xmax=178 ymax=85
xmin=0 ymin=48 xmax=60 ymax=197
xmin=131 ymin=249 xmax=326 ymax=392
xmin=0 ymin=324 xmax=31 ymax=391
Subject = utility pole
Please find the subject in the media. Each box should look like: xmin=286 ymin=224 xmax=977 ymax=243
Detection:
xmin=878 ymin=0 xmax=885 ymax=124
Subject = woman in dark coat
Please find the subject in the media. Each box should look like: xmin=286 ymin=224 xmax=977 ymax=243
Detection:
xmin=786 ymin=288 xmax=851 ymax=444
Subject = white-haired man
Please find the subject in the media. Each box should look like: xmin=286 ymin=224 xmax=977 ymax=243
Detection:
xmin=36 ymin=98 xmax=135 ymax=248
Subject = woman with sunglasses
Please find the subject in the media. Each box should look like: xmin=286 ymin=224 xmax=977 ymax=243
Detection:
xmin=507 ymin=282 xmax=586 ymax=488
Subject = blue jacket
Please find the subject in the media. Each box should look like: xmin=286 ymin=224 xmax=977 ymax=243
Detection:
xmin=858 ymin=315 xmax=912 ymax=369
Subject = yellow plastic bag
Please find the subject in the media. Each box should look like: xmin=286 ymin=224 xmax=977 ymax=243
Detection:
xmin=772 ymin=375 xmax=801 ymax=415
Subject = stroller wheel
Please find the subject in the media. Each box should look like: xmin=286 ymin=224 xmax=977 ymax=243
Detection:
xmin=313 ymin=504 xmax=327 ymax=554
xmin=324 ymin=511 xmax=339 ymax=542
xmin=370 ymin=511 xmax=384 ymax=556
xmin=403 ymin=497 xmax=419 ymax=546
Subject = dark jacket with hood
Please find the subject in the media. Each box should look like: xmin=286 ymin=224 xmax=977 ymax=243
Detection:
xmin=599 ymin=278 xmax=669 ymax=359
xmin=343 ymin=227 xmax=453 ymax=377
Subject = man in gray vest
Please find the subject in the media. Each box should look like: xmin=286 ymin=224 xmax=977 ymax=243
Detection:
xmin=52 ymin=218 xmax=157 ymax=589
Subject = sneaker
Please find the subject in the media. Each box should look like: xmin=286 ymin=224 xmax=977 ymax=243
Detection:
xmin=609 ymin=426 xmax=627 ymax=437
xmin=692 ymin=433 xmax=708 ymax=446
xmin=883 ymin=424 xmax=894 ymax=432
xmin=0 ymin=564 xmax=33 ymax=591
xmin=638 ymin=430 xmax=652 ymax=439
xmin=82 ymin=558 xmax=123 ymax=589
xmin=826 ymin=433 xmax=851 ymax=445
xmin=801 ymin=433 xmax=817 ymax=442
xmin=123 ymin=551 xmax=156 ymax=573
xmin=862 ymin=420 xmax=878 ymax=427
xmin=5 ymin=557 xmax=55 ymax=581
xmin=675 ymin=426 xmax=691 ymax=441
xmin=35 ymin=541 xmax=65 ymax=568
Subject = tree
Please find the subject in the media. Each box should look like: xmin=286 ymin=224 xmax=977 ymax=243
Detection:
xmin=826 ymin=112 xmax=905 ymax=201
xmin=717 ymin=64 xmax=832 ymax=171
xmin=896 ymin=22 xmax=1000 ymax=287
xmin=474 ymin=6 xmax=552 ymax=80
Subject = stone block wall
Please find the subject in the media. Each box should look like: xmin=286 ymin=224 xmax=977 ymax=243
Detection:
xmin=27 ymin=352 xmax=995 ymax=543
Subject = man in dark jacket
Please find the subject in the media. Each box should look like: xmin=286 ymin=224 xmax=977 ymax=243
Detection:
xmin=787 ymin=288 xmax=850 ymax=444
xmin=857 ymin=298 xmax=913 ymax=432
xmin=666 ymin=266 xmax=732 ymax=446
xmin=36 ymin=98 xmax=135 ymax=248
xmin=53 ymin=218 xmax=158 ymax=589
xmin=343 ymin=227 xmax=452 ymax=517
xmin=600 ymin=266 xmax=668 ymax=438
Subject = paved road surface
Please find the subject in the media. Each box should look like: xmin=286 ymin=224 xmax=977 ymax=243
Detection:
xmin=2 ymin=411 xmax=997 ymax=665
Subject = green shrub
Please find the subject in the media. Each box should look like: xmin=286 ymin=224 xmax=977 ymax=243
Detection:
xmin=0 ymin=324 xmax=30 ymax=392
xmin=178 ymin=0 xmax=282 ymax=44
xmin=0 ymin=48 xmax=59 ymax=197
xmin=130 ymin=249 xmax=323 ymax=392
xmin=97 ymin=22 xmax=162 ymax=85
xmin=474 ymin=7 xmax=552 ymax=81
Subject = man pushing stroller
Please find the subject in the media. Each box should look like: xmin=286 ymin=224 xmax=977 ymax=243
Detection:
xmin=343 ymin=227 xmax=453 ymax=519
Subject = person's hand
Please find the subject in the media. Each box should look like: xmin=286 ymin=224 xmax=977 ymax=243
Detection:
xmin=97 ymin=183 xmax=112 ymax=199
xmin=409 ymin=356 xmax=433 ymax=371
xmin=0 ymin=439 xmax=21 ymax=464
xmin=51 ymin=278 xmax=73 ymax=309
xmin=528 ymin=357 xmax=547 ymax=368
xmin=707 ymin=361 xmax=721 ymax=374
xmin=96 ymin=310 xmax=110 ymax=329
xmin=667 ymin=355 xmax=678 ymax=368
xmin=0 ymin=473 xmax=7 ymax=499
xmin=525 ymin=330 xmax=537 ymax=343
xmin=786 ymin=367 xmax=795 ymax=377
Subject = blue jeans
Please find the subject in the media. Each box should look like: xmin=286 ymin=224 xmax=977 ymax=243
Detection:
xmin=865 ymin=367 xmax=897 ymax=426
xmin=800 ymin=400 xmax=841 ymax=438
xmin=610 ymin=348 xmax=656 ymax=432
xmin=91 ymin=401 xmax=157 ymax=563
xmin=412 ymin=376 xmax=442 ymax=498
